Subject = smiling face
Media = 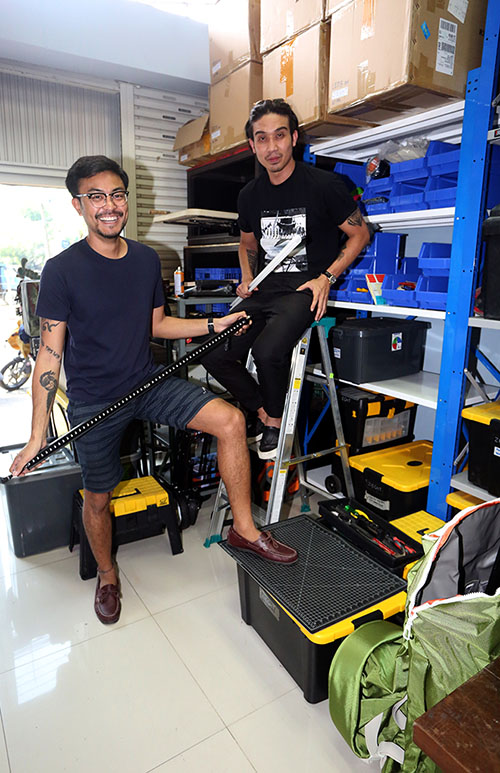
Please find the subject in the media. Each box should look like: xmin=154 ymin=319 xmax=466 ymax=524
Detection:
xmin=248 ymin=112 xmax=298 ymax=183
xmin=72 ymin=170 xmax=128 ymax=244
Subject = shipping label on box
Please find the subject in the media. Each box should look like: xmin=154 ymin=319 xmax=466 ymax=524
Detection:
xmin=328 ymin=0 xmax=487 ymax=123
xmin=209 ymin=0 xmax=261 ymax=83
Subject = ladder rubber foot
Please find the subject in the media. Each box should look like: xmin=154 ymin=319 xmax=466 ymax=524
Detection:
xmin=300 ymin=504 xmax=311 ymax=513
xmin=204 ymin=535 xmax=222 ymax=548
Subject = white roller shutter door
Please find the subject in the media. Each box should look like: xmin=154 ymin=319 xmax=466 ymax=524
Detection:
xmin=0 ymin=67 xmax=121 ymax=186
xmin=132 ymin=86 xmax=208 ymax=275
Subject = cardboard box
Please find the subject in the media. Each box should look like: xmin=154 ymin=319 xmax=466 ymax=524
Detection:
xmin=328 ymin=0 xmax=488 ymax=124
xmin=173 ymin=114 xmax=211 ymax=167
xmin=209 ymin=62 xmax=263 ymax=154
xmin=263 ymin=22 xmax=375 ymax=138
xmin=260 ymin=0 xmax=325 ymax=54
xmin=209 ymin=0 xmax=261 ymax=84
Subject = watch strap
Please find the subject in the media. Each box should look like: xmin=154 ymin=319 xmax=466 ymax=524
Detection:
xmin=207 ymin=317 xmax=215 ymax=335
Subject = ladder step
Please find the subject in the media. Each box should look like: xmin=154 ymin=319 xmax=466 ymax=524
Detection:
xmin=279 ymin=445 xmax=347 ymax=468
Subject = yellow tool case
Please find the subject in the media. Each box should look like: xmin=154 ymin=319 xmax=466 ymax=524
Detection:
xmin=446 ymin=489 xmax=484 ymax=517
xmin=389 ymin=510 xmax=445 ymax=579
xmin=348 ymin=440 xmax=433 ymax=519
xmin=461 ymin=401 xmax=500 ymax=497
xmin=70 ymin=476 xmax=182 ymax=580
xmin=338 ymin=386 xmax=417 ymax=455
xmin=222 ymin=515 xmax=407 ymax=703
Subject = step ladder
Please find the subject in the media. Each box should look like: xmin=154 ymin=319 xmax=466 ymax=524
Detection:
xmin=204 ymin=319 xmax=354 ymax=546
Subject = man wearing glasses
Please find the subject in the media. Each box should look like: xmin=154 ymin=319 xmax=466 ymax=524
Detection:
xmin=10 ymin=155 xmax=297 ymax=626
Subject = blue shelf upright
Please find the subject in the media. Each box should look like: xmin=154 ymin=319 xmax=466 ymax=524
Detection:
xmin=427 ymin=0 xmax=500 ymax=519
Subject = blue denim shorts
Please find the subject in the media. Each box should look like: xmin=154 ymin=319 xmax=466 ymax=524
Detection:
xmin=67 ymin=372 xmax=216 ymax=493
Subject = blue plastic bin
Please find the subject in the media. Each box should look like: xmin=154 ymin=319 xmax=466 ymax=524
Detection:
xmin=329 ymin=276 xmax=351 ymax=302
xmin=334 ymin=161 xmax=366 ymax=193
xmin=362 ymin=175 xmax=393 ymax=215
xmin=381 ymin=257 xmax=422 ymax=307
xmin=424 ymin=176 xmax=457 ymax=209
xmin=415 ymin=275 xmax=449 ymax=310
xmin=426 ymin=141 xmax=460 ymax=177
xmin=417 ymin=243 xmax=451 ymax=276
xmin=390 ymin=181 xmax=428 ymax=212
xmin=390 ymin=156 xmax=428 ymax=182
xmin=347 ymin=278 xmax=375 ymax=304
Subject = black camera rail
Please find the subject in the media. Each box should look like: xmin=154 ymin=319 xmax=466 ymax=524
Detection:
xmin=0 ymin=314 xmax=251 ymax=484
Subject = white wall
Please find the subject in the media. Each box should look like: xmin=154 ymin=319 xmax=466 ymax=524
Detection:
xmin=0 ymin=0 xmax=209 ymax=95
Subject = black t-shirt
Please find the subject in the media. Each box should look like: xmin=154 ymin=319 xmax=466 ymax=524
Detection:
xmin=36 ymin=238 xmax=164 ymax=403
xmin=238 ymin=162 xmax=357 ymax=282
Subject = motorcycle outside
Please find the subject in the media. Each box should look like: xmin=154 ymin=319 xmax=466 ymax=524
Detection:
xmin=1 ymin=323 xmax=33 ymax=391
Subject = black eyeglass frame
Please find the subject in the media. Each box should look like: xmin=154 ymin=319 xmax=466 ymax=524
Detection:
xmin=75 ymin=191 xmax=129 ymax=207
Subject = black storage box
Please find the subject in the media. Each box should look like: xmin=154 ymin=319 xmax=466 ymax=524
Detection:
xmin=461 ymin=402 xmax=500 ymax=496
xmin=348 ymin=440 xmax=433 ymax=520
xmin=222 ymin=516 xmax=407 ymax=703
xmin=482 ymin=203 xmax=500 ymax=320
xmin=330 ymin=318 xmax=430 ymax=383
xmin=0 ymin=443 xmax=82 ymax=557
xmin=318 ymin=497 xmax=422 ymax=573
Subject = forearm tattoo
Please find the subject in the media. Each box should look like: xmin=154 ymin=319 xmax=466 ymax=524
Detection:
xmin=39 ymin=370 xmax=58 ymax=414
xmin=41 ymin=320 xmax=61 ymax=333
xmin=247 ymin=249 xmax=258 ymax=277
xmin=45 ymin=345 xmax=61 ymax=361
xmin=347 ymin=208 xmax=364 ymax=227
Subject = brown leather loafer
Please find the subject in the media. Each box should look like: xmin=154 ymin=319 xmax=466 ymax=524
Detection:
xmin=94 ymin=580 xmax=121 ymax=624
xmin=227 ymin=527 xmax=298 ymax=564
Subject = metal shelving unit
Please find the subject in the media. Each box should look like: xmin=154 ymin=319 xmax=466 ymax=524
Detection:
xmin=313 ymin=1 xmax=500 ymax=519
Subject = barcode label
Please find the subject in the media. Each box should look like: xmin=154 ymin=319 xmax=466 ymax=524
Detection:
xmin=436 ymin=17 xmax=457 ymax=76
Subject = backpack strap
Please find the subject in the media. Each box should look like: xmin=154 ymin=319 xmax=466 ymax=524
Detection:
xmin=329 ymin=620 xmax=403 ymax=757
xmin=365 ymin=695 xmax=407 ymax=765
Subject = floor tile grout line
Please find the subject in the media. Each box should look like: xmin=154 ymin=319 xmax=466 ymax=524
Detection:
xmin=0 ymin=706 xmax=12 ymax=773
xmin=0 ymin=612 xmax=151 ymax=678
xmin=143 ymin=728 xmax=255 ymax=773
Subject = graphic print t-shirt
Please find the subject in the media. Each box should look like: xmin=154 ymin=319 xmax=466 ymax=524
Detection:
xmin=238 ymin=162 xmax=357 ymax=281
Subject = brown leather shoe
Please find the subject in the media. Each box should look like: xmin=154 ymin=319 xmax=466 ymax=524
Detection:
xmin=94 ymin=580 xmax=121 ymax=624
xmin=227 ymin=527 xmax=298 ymax=564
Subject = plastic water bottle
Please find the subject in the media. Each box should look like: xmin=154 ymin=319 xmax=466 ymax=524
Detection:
xmin=174 ymin=266 xmax=184 ymax=297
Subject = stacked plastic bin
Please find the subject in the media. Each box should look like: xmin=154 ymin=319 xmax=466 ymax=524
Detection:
xmin=414 ymin=242 xmax=451 ymax=310
xmin=194 ymin=267 xmax=241 ymax=314
xmin=329 ymin=232 xmax=404 ymax=304
xmin=381 ymin=257 xmax=422 ymax=308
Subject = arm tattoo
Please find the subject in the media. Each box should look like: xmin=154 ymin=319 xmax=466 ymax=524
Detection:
xmin=39 ymin=370 xmax=58 ymax=414
xmin=246 ymin=249 xmax=258 ymax=277
xmin=45 ymin=345 xmax=61 ymax=361
xmin=347 ymin=208 xmax=364 ymax=227
xmin=41 ymin=320 xmax=62 ymax=333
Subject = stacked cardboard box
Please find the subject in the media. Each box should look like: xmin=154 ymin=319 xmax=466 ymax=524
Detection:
xmin=262 ymin=20 xmax=373 ymax=137
xmin=208 ymin=0 xmax=263 ymax=155
xmin=326 ymin=0 xmax=488 ymax=123
xmin=260 ymin=0 xmax=326 ymax=54
xmin=173 ymin=114 xmax=210 ymax=167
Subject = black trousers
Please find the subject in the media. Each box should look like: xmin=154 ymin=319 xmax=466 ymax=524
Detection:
xmin=202 ymin=276 xmax=315 ymax=418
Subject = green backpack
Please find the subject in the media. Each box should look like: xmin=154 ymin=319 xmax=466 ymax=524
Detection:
xmin=328 ymin=499 xmax=500 ymax=772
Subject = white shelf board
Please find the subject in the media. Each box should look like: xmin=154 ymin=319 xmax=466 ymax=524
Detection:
xmin=450 ymin=471 xmax=493 ymax=502
xmin=328 ymin=300 xmax=445 ymax=320
xmin=309 ymin=371 xmax=499 ymax=410
xmin=469 ymin=316 xmax=500 ymax=330
xmin=366 ymin=207 xmax=455 ymax=230
xmin=310 ymin=102 xmax=464 ymax=160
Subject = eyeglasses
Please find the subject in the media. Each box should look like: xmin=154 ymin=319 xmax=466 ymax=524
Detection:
xmin=75 ymin=191 xmax=129 ymax=208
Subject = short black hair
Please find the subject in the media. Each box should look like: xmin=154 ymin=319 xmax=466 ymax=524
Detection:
xmin=245 ymin=99 xmax=300 ymax=140
xmin=65 ymin=155 xmax=129 ymax=197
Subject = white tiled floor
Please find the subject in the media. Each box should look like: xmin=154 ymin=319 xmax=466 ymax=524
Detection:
xmin=0 ymin=488 xmax=380 ymax=773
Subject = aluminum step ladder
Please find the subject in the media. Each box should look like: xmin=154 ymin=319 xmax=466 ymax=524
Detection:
xmin=204 ymin=319 xmax=354 ymax=546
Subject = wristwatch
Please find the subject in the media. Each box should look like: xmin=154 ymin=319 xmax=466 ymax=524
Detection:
xmin=321 ymin=270 xmax=337 ymax=286
xmin=207 ymin=317 xmax=215 ymax=335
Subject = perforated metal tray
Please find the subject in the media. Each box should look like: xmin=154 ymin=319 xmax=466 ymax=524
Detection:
xmin=221 ymin=515 xmax=406 ymax=633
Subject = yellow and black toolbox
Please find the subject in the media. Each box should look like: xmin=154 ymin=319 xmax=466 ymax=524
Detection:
xmin=446 ymin=489 xmax=484 ymax=517
xmin=70 ymin=476 xmax=182 ymax=580
xmin=461 ymin=401 xmax=500 ymax=497
xmin=348 ymin=439 xmax=433 ymax=519
xmin=338 ymin=386 xmax=417 ymax=455
xmin=222 ymin=515 xmax=407 ymax=703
